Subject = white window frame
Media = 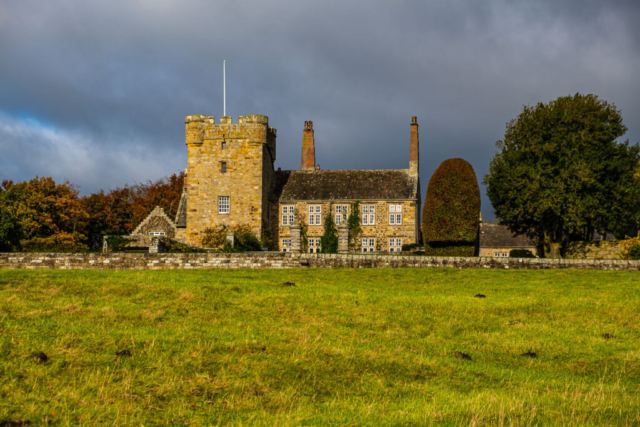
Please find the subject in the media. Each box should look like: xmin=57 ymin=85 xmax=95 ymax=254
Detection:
xmin=149 ymin=231 xmax=166 ymax=236
xmin=335 ymin=205 xmax=348 ymax=225
xmin=494 ymin=252 xmax=508 ymax=258
xmin=362 ymin=238 xmax=375 ymax=252
xmin=218 ymin=196 xmax=230 ymax=214
xmin=389 ymin=205 xmax=402 ymax=225
xmin=361 ymin=205 xmax=375 ymax=226
xmin=281 ymin=205 xmax=295 ymax=226
xmin=308 ymin=238 xmax=321 ymax=253
xmin=282 ymin=239 xmax=292 ymax=252
xmin=389 ymin=238 xmax=402 ymax=252
xmin=309 ymin=205 xmax=322 ymax=226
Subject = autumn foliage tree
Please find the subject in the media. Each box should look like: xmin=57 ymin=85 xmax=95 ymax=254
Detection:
xmin=483 ymin=94 xmax=640 ymax=258
xmin=422 ymin=158 xmax=481 ymax=256
xmin=127 ymin=172 xmax=185 ymax=228
xmin=81 ymin=172 xmax=185 ymax=248
xmin=0 ymin=172 xmax=185 ymax=251
xmin=0 ymin=177 xmax=88 ymax=252
xmin=0 ymin=184 xmax=23 ymax=251
xmin=80 ymin=187 xmax=135 ymax=249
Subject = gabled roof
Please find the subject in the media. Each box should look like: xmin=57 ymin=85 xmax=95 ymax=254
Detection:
xmin=479 ymin=223 xmax=535 ymax=248
xmin=131 ymin=206 xmax=177 ymax=236
xmin=272 ymin=169 xmax=419 ymax=201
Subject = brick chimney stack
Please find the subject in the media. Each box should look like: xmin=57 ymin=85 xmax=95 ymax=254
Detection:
xmin=301 ymin=121 xmax=316 ymax=171
xmin=409 ymin=116 xmax=419 ymax=176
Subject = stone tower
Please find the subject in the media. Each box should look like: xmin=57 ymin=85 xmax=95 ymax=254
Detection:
xmin=184 ymin=115 xmax=277 ymax=246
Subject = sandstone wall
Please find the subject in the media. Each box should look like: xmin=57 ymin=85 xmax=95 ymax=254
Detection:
xmin=564 ymin=241 xmax=622 ymax=259
xmin=1 ymin=252 xmax=638 ymax=271
xmin=479 ymin=247 xmax=538 ymax=257
xmin=275 ymin=200 xmax=419 ymax=252
xmin=185 ymin=115 xmax=275 ymax=246
xmin=133 ymin=215 xmax=176 ymax=238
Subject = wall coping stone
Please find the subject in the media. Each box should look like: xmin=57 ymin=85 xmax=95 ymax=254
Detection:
xmin=0 ymin=252 xmax=639 ymax=271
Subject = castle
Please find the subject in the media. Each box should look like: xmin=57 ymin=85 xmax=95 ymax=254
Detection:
xmin=134 ymin=114 xmax=422 ymax=253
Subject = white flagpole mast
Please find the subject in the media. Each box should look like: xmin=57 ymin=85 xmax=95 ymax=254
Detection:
xmin=223 ymin=60 xmax=226 ymax=117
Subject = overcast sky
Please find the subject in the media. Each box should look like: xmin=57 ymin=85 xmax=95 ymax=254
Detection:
xmin=1 ymin=0 xmax=639 ymax=220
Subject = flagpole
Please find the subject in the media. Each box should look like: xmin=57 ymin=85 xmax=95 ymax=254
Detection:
xmin=223 ymin=60 xmax=226 ymax=117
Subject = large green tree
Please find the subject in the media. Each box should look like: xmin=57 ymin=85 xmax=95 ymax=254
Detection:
xmin=484 ymin=93 xmax=640 ymax=258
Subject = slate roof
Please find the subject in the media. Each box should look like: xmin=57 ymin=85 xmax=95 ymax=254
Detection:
xmin=479 ymin=223 xmax=535 ymax=248
xmin=272 ymin=169 xmax=419 ymax=201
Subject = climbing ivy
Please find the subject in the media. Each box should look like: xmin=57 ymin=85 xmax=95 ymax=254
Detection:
xmin=347 ymin=201 xmax=362 ymax=251
xmin=320 ymin=204 xmax=338 ymax=253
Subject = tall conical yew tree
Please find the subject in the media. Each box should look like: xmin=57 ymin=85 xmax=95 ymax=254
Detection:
xmin=422 ymin=158 xmax=481 ymax=256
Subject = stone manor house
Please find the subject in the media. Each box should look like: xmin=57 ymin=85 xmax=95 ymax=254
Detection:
xmin=131 ymin=114 xmax=422 ymax=253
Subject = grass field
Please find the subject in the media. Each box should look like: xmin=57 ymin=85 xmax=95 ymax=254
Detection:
xmin=1 ymin=268 xmax=639 ymax=426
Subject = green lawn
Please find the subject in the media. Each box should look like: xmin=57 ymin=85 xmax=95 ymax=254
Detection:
xmin=1 ymin=268 xmax=639 ymax=426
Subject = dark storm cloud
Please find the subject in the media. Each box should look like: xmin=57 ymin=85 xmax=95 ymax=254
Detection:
xmin=1 ymin=0 xmax=639 ymax=219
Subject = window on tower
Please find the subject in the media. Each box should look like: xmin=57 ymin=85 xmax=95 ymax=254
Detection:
xmin=218 ymin=196 xmax=230 ymax=214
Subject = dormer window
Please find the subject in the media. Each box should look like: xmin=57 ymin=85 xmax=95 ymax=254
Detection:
xmin=221 ymin=162 xmax=227 ymax=174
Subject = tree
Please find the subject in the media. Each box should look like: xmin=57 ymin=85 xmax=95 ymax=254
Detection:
xmin=320 ymin=206 xmax=339 ymax=253
xmin=0 ymin=182 xmax=23 ymax=251
xmin=484 ymin=93 xmax=640 ymax=258
xmin=1 ymin=177 xmax=88 ymax=252
xmin=80 ymin=187 xmax=133 ymax=249
xmin=80 ymin=171 xmax=184 ymax=249
xmin=127 ymin=171 xmax=185 ymax=229
xmin=422 ymin=158 xmax=481 ymax=256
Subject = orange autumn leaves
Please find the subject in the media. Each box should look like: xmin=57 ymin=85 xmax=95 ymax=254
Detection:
xmin=0 ymin=172 xmax=184 ymax=251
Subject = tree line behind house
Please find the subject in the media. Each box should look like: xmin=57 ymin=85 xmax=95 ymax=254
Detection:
xmin=0 ymin=172 xmax=184 ymax=252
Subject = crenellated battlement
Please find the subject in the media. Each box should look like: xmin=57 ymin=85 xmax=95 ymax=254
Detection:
xmin=185 ymin=115 xmax=269 ymax=125
xmin=185 ymin=115 xmax=276 ymax=146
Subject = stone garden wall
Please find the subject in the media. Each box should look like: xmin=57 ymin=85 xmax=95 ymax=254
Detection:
xmin=0 ymin=252 xmax=638 ymax=271
xmin=564 ymin=241 xmax=622 ymax=260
